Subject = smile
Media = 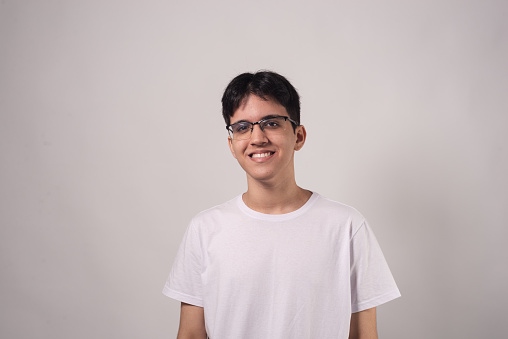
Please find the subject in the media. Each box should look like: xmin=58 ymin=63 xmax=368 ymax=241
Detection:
xmin=250 ymin=152 xmax=274 ymax=158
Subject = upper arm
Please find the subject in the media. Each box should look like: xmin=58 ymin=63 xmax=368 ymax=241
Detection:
xmin=349 ymin=307 xmax=378 ymax=339
xmin=177 ymin=302 xmax=207 ymax=339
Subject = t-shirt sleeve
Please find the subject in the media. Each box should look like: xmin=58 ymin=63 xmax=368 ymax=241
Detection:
xmin=162 ymin=220 xmax=204 ymax=307
xmin=350 ymin=220 xmax=401 ymax=313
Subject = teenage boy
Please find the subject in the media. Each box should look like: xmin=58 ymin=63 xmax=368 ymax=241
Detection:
xmin=163 ymin=71 xmax=400 ymax=339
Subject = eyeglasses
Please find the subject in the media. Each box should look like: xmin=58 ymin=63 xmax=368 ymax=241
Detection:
xmin=226 ymin=115 xmax=298 ymax=140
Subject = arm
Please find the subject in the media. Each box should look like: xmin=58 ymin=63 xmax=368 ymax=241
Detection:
xmin=176 ymin=302 xmax=207 ymax=339
xmin=349 ymin=307 xmax=377 ymax=339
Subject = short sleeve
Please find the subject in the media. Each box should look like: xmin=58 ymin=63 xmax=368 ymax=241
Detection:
xmin=350 ymin=221 xmax=401 ymax=313
xmin=162 ymin=220 xmax=204 ymax=307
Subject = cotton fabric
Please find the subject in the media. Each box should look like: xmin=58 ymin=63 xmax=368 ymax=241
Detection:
xmin=163 ymin=193 xmax=400 ymax=338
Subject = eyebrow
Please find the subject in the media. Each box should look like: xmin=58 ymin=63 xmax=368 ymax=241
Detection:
xmin=231 ymin=114 xmax=285 ymax=125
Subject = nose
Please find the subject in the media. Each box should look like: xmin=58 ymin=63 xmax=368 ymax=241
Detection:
xmin=250 ymin=123 xmax=268 ymax=144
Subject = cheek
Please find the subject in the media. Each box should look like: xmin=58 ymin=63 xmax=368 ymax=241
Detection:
xmin=281 ymin=136 xmax=298 ymax=152
xmin=229 ymin=143 xmax=247 ymax=160
xmin=228 ymin=138 xmax=237 ymax=158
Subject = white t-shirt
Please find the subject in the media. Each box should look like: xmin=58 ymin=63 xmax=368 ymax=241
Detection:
xmin=163 ymin=193 xmax=400 ymax=339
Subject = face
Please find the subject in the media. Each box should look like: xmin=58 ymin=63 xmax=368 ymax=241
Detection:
xmin=228 ymin=94 xmax=306 ymax=186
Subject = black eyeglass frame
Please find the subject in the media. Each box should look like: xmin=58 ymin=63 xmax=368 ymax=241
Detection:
xmin=226 ymin=115 xmax=299 ymax=139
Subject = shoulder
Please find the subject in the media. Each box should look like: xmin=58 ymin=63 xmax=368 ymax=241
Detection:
xmin=311 ymin=193 xmax=367 ymax=234
xmin=188 ymin=196 xmax=241 ymax=229
xmin=313 ymin=193 xmax=365 ymax=221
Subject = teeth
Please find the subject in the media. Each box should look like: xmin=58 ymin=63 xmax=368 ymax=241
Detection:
xmin=252 ymin=152 xmax=272 ymax=158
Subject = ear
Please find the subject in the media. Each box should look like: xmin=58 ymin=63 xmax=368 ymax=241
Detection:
xmin=294 ymin=125 xmax=307 ymax=151
xmin=228 ymin=136 xmax=237 ymax=159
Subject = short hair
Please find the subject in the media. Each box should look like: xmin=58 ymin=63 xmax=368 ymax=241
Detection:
xmin=221 ymin=71 xmax=301 ymax=129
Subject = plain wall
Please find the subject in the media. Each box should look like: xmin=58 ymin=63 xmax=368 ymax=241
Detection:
xmin=1 ymin=0 xmax=507 ymax=338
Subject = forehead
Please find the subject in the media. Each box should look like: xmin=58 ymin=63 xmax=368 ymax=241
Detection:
xmin=231 ymin=94 xmax=287 ymax=123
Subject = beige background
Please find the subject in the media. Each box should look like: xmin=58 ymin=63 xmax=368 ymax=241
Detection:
xmin=1 ymin=0 xmax=507 ymax=338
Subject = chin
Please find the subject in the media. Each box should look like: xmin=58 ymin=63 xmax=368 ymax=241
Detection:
xmin=246 ymin=171 xmax=277 ymax=183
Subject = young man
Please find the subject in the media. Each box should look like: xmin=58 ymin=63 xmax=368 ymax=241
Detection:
xmin=163 ymin=71 xmax=400 ymax=339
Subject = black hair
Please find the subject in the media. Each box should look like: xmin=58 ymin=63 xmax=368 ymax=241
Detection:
xmin=221 ymin=71 xmax=300 ymax=129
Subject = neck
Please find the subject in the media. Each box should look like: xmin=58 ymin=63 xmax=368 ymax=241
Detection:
xmin=243 ymin=176 xmax=312 ymax=214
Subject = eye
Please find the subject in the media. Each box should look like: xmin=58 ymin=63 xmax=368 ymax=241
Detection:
xmin=262 ymin=119 xmax=281 ymax=129
xmin=233 ymin=123 xmax=251 ymax=134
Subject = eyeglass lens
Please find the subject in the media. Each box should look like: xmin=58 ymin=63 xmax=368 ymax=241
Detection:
xmin=229 ymin=117 xmax=289 ymax=140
